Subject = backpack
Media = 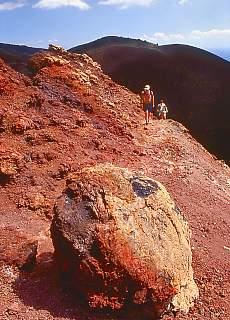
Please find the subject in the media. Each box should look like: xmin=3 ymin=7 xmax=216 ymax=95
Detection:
xmin=142 ymin=90 xmax=154 ymax=104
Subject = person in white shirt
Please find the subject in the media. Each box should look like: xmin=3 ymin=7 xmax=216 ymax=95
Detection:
xmin=157 ymin=99 xmax=168 ymax=120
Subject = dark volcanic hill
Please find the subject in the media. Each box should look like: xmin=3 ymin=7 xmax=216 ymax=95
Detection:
xmin=74 ymin=35 xmax=158 ymax=52
xmin=70 ymin=37 xmax=230 ymax=163
xmin=0 ymin=43 xmax=42 ymax=74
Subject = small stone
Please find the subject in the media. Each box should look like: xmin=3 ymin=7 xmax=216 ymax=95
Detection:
xmin=219 ymin=290 xmax=226 ymax=297
xmin=7 ymin=302 xmax=20 ymax=314
xmin=198 ymin=307 xmax=205 ymax=316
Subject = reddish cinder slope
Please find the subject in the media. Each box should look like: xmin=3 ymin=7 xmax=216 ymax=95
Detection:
xmin=0 ymin=48 xmax=229 ymax=320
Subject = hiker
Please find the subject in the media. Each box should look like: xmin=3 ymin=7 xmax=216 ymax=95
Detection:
xmin=157 ymin=99 xmax=168 ymax=120
xmin=141 ymin=84 xmax=155 ymax=124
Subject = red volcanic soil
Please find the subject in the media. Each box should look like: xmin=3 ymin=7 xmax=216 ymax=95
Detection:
xmin=0 ymin=48 xmax=229 ymax=320
xmin=70 ymin=36 xmax=230 ymax=164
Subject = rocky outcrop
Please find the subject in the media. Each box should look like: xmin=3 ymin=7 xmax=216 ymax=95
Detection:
xmin=48 ymin=44 xmax=66 ymax=54
xmin=28 ymin=52 xmax=70 ymax=73
xmin=51 ymin=164 xmax=198 ymax=318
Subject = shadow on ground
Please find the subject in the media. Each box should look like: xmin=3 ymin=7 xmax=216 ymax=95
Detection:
xmin=12 ymin=252 xmax=85 ymax=319
xmin=12 ymin=252 xmax=168 ymax=320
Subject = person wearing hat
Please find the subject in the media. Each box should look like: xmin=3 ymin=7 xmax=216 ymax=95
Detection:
xmin=140 ymin=84 xmax=155 ymax=124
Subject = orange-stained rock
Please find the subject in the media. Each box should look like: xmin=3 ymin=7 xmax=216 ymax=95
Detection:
xmin=0 ymin=227 xmax=37 ymax=271
xmin=28 ymin=52 xmax=69 ymax=73
xmin=0 ymin=150 xmax=23 ymax=177
xmin=51 ymin=164 xmax=198 ymax=317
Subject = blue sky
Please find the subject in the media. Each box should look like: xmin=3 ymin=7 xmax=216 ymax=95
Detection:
xmin=0 ymin=0 xmax=230 ymax=51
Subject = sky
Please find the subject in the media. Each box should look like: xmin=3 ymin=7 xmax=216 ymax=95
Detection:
xmin=0 ymin=0 xmax=230 ymax=54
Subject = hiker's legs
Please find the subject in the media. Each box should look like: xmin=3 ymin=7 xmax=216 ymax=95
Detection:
xmin=151 ymin=111 xmax=157 ymax=120
xmin=145 ymin=110 xmax=149 ymax=124
xmin=150 ymin=111 xmax=154 ymax=121
xmin=148 ymin=105 xmax=155 ymax=122
xmin=153 ymin=107 xmax=158 ymax=120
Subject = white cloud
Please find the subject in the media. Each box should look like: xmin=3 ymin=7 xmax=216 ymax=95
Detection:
xmin=0 ymin=0 xmax=25 ymax=10
xmin=48 ymin=39 xmax=59 ymax=43
xmin=191 ymin=29 xmax=230 ymax=39
xmin=99 ymin=0 xmax=188 ymax=8
xmin=98 ymin=0 xmax=155 ymax=9
xmin=33 ymin=0 xmax=90 ymax=10
xmin=143 ymin=32 xmax=185 ymax=43
xmin=142 ymin=28 xmax=230 ymax=48
xmin=178 ymin=0 xmax=189 ymax=5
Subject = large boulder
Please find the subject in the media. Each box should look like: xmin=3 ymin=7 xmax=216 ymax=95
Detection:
xmin=51 ymin=164 xmax=198 ymax=318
